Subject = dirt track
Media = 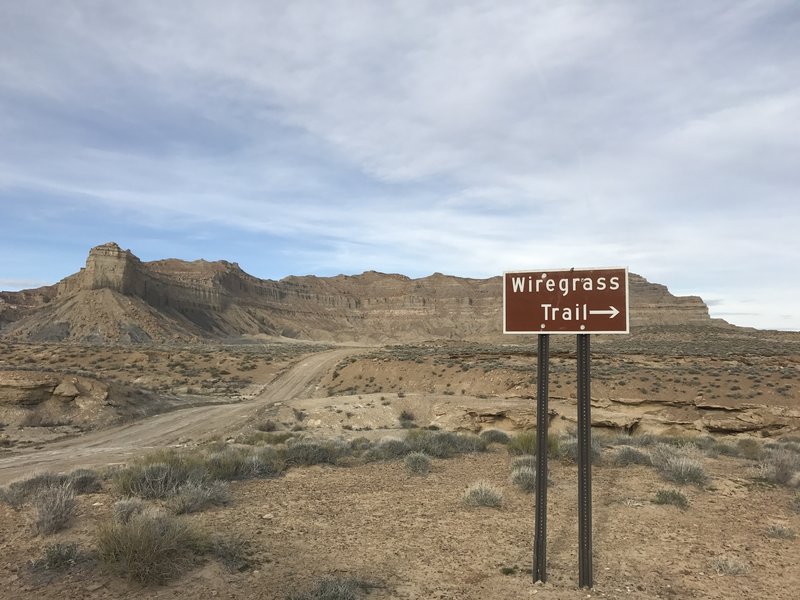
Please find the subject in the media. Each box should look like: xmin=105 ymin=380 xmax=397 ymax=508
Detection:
xmin=0 ymin=348 xmax=357 ymax=484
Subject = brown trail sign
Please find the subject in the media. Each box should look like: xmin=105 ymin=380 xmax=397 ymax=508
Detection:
xmin=503 ymin=266 xmax=630 ymax=589
xmin=503 ymin=267 xmax=629 ymax=335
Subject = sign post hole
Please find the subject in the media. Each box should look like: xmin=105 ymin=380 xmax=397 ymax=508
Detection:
xmin=503 ymin=267 xmax=629 ymax=588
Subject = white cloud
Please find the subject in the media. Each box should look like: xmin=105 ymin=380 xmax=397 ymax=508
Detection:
xmin=0 ymin=1 xmax=798 ymax=329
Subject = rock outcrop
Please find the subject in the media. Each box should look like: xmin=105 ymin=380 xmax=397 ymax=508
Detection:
xmin=0 ymin=242 xmax=724 ymax=344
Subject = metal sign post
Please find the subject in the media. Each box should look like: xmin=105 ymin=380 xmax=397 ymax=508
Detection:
xmin=533 ymin=333 xmax=550 ymax=583
xmin=503 ymin=267 xmax=629 ymax=589
xmin=577 ymin=334 xmax=593 ymax=588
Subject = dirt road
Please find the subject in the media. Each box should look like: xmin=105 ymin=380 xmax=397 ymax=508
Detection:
xmin=0 ymin=348 xmax=357 ymax=484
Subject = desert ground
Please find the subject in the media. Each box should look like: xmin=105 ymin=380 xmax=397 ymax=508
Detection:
xmin=1 ymin=331 xmax=799 ymax=599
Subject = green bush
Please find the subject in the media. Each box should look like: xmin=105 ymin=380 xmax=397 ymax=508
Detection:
xmin=34 ymin=483 xmax=76 ymax=535
xmin=653 ymin=489 xmax=689 ymax=509
xmin=33 ymin=542 xmax=81 ymax=572
xmin=480 ymin=429 xmax=510 ymax=444
xmin=404 ymin=452 xmax=431 ymax=475
xmin=462 ymin=481 xmax=503 ymax=508
xmin=96 ymin=511 xmax=205 ymax=584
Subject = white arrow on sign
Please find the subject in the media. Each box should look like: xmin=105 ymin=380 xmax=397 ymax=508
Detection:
xmin=589 ymin=306 xmax=620 ymax=319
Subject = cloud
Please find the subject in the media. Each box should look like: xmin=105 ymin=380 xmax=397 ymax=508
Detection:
xmin=0 ymin=1 xmax=798 ymax=329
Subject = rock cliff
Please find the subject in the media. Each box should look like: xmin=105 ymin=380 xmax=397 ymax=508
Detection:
xmin=0 ymin=242 xmax=724 ymax=343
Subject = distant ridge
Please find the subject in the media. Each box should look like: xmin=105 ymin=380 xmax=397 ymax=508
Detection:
xmin=0 ymin=242 xmax=726 ymax=344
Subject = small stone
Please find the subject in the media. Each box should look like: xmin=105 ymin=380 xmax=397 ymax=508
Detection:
xmin=86 ymin=582 xmax=105 ymax=592
xmin=261 ymin=513 xmax=274 ymax=520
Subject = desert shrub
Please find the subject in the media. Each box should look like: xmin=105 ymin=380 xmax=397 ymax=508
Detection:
xmin=67 ymin=469 xmax=103 ymax=494
xmin=96 ymin=511 xmax=205 ymax=584
xmin=757 ymin=449 xmax=800 ymax=486
xmin=709 ymin=555 xmax=748 ymax=575
xmin=33 ymin=542 xmax=81 ymax=572
xmin=480 ymin=429 xmax=510 ymax=444
xmin=616 ymin=433 xmax=657 ymax=448
xmin=507 ymin=431 xmax=536 ymax=455
xmin=113 ymin=450 xmax=207 ymax=499
xmin=208 ymin=534 xmax=250 ymax=571
xmin=791 ymin=493 xmax=800 ymax=513
xmin=658 ymin=456 xmax=709 ymax=487
xmin=34 ymin=483 xmax=76 ymax=535
xmin=247 ymin=447 xmax=286 ymax=478
xmin=0 ymin=473 xmax=69 ymax=507
xmin=406 ymin=430 xmax=486 ymax=458
xmin=205 ymin=447 xmax=257 ymax=480
xmin=511 ymin=455 xmax=537 ymax=470
xmin=114 ymin=463 xmax=186 ymax=499
xmin=237 ymin=431 xmax=295 ymax=446
xmin=711 ymin=442 xmax=740 ymax=458
xmin=256 ymin=420 xmax=277 ymax=432
xmin=113 ymin=498 xmax=148 ymax=524
xmin=167 ymin=481 xmax=230 ymax=515
xmin=613 ymin=446 xmax=651 ymax=467
xmin=653 ymin=489 xmax=689 ymax=509
xmin=510 ymin=466 xmax=536 ymax=492
xmin=404 ymin=452 xmax=431 ymax=475
xmin=736 ymin=438 xmax=763 ymax=460
xmin=286 ymin=576 xmax=374 ymax=600
xmin=284 ymin=440 xmax=344 ymax=467
xmin=556 ymin=434 xmax=602 ymax=464
xmin=365 ymin=438 xmax=411 ymax=461
xmin=766 ymin=523 xmax=796 ymax=539
xmin=462 ymin=481 xmax=503 ymax=508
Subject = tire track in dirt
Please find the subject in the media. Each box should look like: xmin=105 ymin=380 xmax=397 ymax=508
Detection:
xmin=0 ymin=348 xmax=359 ymax=484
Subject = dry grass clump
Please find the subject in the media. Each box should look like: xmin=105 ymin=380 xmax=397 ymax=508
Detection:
xmin=556 ymin=434 xmax=602 ymax=464
xmin=650 ymin=443 xmax=709 ymax=487
xmin=113 ymin=498 xmax=147 ymax=524
xmin=480 ymin=429 xmax=510 ymax=444
xmin=34 ymin=483 xmax=76 ymax=535
xmin=404 ymin=452 xmax=431 ymax=475
xmin=765 ymin=523 xmax=796 ymax=539
xmin=462 ymin=481 xmax=503 ymax=508
xmin=613 ymin=446 xmax=651 ymax=466
xmin=284 ymin=439 xmax=346 ymax=467
xmin=653 ymin=489 xmax=689 ymax=509
xmin=1 ymin=469 xmax=101 ymax=508
xmin=507 ymin=431 xmax=559 ymax=456
xmin=96 ymin=510 xmax=206 ymax=585
xmin=365 ymin=438 xmax=411 ymax=461
xmin=167 ymin=481 xmax=230 ymax=515
xmin=757 ymin=448 xmax=800 ymax=486
xmin=286 ymin=576 xmax=375 ymax=600
xmin=510 ymin=466 xmax=536 ymax=492
xmin=406 ymin=429 xmax=486 ymax=458
xmin=709 ymin=555 xmax=748 ymax=575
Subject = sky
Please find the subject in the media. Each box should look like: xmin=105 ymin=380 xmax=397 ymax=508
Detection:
xmin=1 ymin=1 xmax=798 ymax=331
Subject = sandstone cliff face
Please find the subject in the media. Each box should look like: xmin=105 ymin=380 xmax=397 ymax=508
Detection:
xmin=0 ymin=243 xmax=722 ymax=343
